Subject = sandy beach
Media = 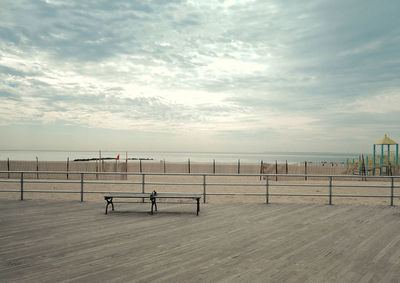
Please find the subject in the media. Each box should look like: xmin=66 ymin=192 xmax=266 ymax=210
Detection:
xmin=1 ymin=160 xmax=399 ymax=206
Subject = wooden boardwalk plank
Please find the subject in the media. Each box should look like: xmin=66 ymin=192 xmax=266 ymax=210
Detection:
xmin=1 ymin=199 xmax=400 ymax=282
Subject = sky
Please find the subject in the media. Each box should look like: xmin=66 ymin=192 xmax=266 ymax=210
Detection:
xmin=0 ymin=0 xmax=399 ymax=153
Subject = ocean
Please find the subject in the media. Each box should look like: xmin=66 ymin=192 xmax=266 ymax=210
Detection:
xmin=0 ymin=150 xmax=358 ymax=164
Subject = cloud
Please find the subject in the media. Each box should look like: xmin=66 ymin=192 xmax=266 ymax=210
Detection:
xmin=0 ymin=0 xmax=399 ymax=151
xmin=345 ymin=91 xmax=400 ymax=114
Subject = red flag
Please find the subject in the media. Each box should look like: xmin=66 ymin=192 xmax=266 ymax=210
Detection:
xmin=116 ymin=154 xmax=120 ymax=161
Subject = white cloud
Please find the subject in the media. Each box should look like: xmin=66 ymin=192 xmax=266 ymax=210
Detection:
xmin=224 ymin=0 xmax=256 ymax=8
xmin=204 ymin=57 xmax=267 ymax=76
xmin=338 ymin=39 xmax=383 ymax=57
xmin=346 ymin=91 xmax=400 ymax=114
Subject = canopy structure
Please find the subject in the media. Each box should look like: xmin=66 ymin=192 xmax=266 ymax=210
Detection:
xmin=373 ymin=134 xmax=399 ymax=175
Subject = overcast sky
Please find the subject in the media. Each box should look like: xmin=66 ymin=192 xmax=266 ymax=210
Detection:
xmin=1 ymin=0 xmax=399 ymax=153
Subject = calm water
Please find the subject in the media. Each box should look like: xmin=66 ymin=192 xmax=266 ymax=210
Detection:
xmin=0 ymin=150 xmax=358 ymax=164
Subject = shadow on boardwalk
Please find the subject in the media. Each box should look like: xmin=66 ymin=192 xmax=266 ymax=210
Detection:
xmin=1 ymin=199 xmax=400 ymax=282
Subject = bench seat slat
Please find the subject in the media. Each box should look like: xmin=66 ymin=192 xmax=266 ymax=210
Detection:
xmin=105 ymin=193 xmax=150 ymax=198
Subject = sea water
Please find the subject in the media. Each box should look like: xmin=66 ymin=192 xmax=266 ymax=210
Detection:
xmin=0 ymin=150 xmax=357 ymax=164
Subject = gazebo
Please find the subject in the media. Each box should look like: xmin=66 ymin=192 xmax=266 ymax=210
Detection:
xmin=373 ymin=134 xmax=399 ymax=175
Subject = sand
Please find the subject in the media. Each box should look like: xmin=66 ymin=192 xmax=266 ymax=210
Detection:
xmin=1 ymin=160 xmax=399 ymax=205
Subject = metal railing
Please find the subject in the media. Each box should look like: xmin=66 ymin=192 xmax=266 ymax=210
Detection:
xmin=0 ymin=171 xmax=399 ymax=206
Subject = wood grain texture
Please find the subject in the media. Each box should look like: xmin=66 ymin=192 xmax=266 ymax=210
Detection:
xmin=1 ymin=199 xmax=400 ymax=282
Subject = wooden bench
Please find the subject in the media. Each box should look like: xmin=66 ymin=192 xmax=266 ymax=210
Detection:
xmin=104 ymin=191 xmax=201 ymax=216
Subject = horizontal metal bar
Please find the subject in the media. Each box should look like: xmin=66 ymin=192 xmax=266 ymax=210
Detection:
xmin=22 ymin=180 xmax=141 ymax=185
xmin=1 ymin=180 xmax=397 ymax=189
xmin=13 ymin=190 xmax=78 ymax=194
xmin=1 ymin=189 xmax=398 ymax=199
xmin=85 ymin=191 xmax=145 ymax=194
xmin=142 ymin=183 xmax=266 ymax=187
xmin=83 ymin=181 xmax=142 ymax=185
xmin=331 ymin=194 xmax=394 ymax=198
xmin=268 ymin=193 xmax=328 ymax=197
xmin=202 ymin=183 xmax=265 ymax=187
xmin=23 ymin=180 xmax=81 ymax=184
xmin=0 ymin=180 xmax=20 ymax=183
xmin=19 ymin=182 xmax=400 ymax=189
xmin=205 ymin=193 xmax=274 ymax=196
xmin=112 ymin=201 xmax=198 ymax=205
xmin=139 ymin=182 xmax=203 ymax=186
xmin=269 ymin=183 xmax=328 ymax=188
xmin=2 ymin=180 xmax=398 ymax=189
xmin=268 ymin=194 xmax=398 ymax=198
xmin=1 ymin=181 xmax=398 ymax=188
xmin=0 ymin=170 xmax=399 ymax=179
xmin=332 ymin=185 xmax=391 ymax=189
xmin=206 ymin=193 xmax=329 ymax=197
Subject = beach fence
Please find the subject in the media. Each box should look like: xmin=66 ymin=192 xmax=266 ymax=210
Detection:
xmin=0 ymin=159 xmax=352 ymax=181
xmin=261 ymin=161 xmax=348 ymax=181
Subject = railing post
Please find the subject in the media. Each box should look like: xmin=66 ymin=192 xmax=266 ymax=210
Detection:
xmin=67 ymin=157 xmax=70 ymax=180
xmin=96 ymin=160 xmax=99 ymax=180
xmin=390 ymin=177 xmax=394 ymax=206
xmin=213 ymin=159 xmax=216 ymax=174
xmin=266 ymin=175 xmax=269 ymax=204
xmin=142 ymin=174 xmax=145 ymax=203
xmin=36 ymin=157 xmax=39 ymax=179
xmin=305 ymin=161 xmax=308 ymax=181
xmin=329 ymin=176 xmax=332 ymax=205
xmin=20 ymin=172 xmax=24 ymax=201
xmin=285 ymin=160 xmax=288 ymax=174
xmin=80 ymin=173 xmax=84 ymax=202
xmin=203 ymin=175 xmax=206 ymax=203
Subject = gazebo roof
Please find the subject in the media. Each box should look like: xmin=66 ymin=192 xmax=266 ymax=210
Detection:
xmin=375 ymin=134 xmax=398 ymax=145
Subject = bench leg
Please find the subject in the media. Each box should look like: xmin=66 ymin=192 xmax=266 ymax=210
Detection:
xmin=151 ymin=198 xmax=157 ymax=215
xmin=197 ymin=198 xmax=200 ymax=216
xmin=105 ymin=197 xmax=114 ymax=214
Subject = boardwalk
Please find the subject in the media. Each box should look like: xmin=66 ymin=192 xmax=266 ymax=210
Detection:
xmin=1 ymin=199 xmax=400 ymax=282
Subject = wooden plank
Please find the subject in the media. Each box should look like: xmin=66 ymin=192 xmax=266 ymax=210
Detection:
xmin=1 ymin=200 xmax=400 ymax=282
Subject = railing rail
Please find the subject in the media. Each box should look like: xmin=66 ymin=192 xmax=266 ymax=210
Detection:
xmin=0 ymin=171 xmax=399 ymax=206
